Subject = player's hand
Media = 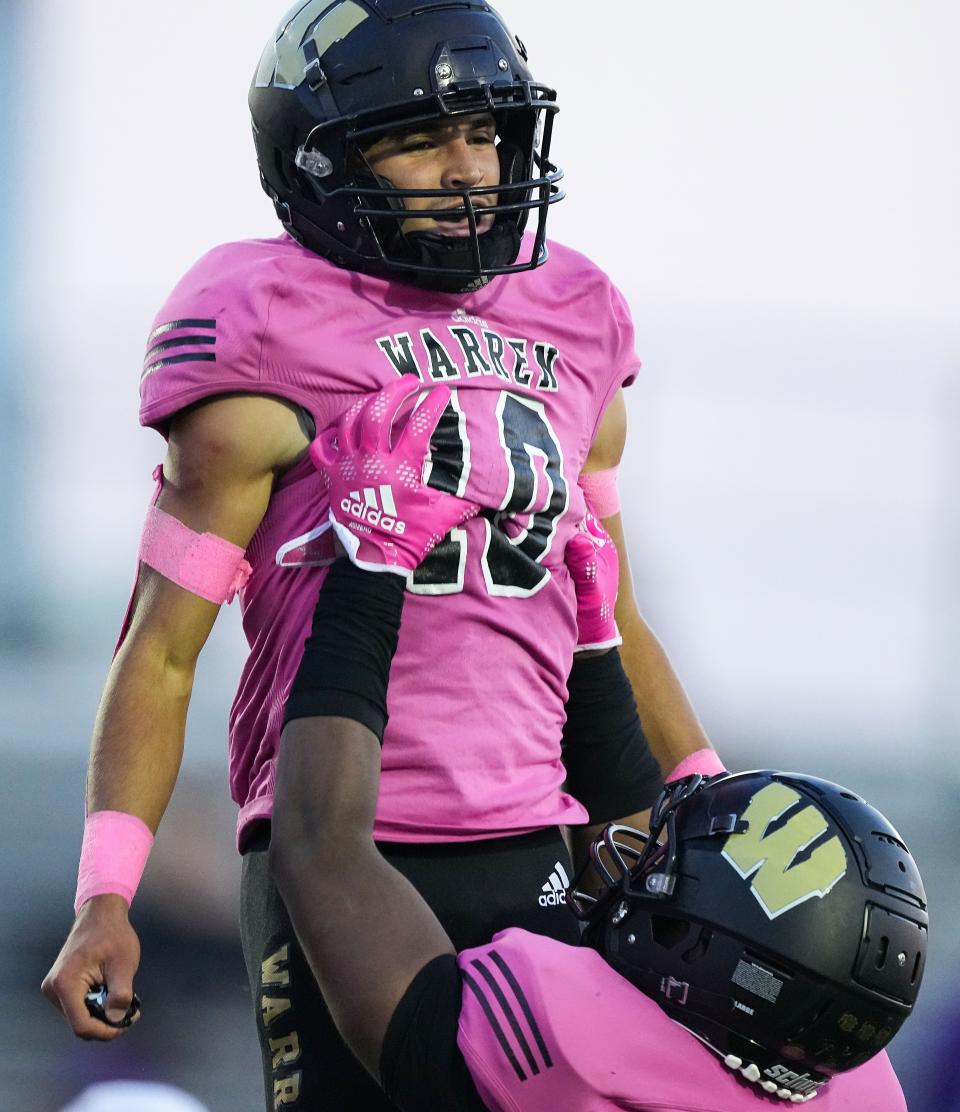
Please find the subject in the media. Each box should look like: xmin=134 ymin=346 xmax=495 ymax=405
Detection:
xmin=565 ymin=512 xmax=622 ymax=652
xmin=41 ymin=894 xmax=142 ymax=1041
xmin=310 ymin=377 xmax=479 ymax=575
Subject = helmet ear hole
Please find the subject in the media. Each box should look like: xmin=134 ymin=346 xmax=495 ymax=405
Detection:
xmin=650 ymin=915 xmax=691 ymax=950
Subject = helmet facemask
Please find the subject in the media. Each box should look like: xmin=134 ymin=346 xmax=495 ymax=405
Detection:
xmin=293 ymin=89 xmax=562 ymax=292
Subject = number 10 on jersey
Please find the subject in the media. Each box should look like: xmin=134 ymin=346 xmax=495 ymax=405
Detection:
xmin=409 ymin=391 xmax=569 ymax=599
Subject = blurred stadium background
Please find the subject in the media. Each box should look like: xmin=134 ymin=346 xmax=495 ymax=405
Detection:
xmin=2 ymin=1 xmax=957 ymax=1108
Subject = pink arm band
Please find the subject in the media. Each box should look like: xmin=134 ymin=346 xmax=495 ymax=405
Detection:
xmin=579 ymin=467 xmax=620 ymax=519
xmin=75 ymin=810 xmax=155 ymax=914
xmin=665 ymin=747 xmax=727 ymax=783
xmin=139 ymin=503 xmax=252 ymax=604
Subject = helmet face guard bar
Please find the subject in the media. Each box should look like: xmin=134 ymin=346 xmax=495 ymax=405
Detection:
xmin=569 ymin=775 xmax=713 ymax=922
xmin=341 ymin=78 xmax=559 ymax=138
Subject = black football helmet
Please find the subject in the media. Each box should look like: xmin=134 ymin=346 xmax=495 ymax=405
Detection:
xmin=570 ymin=771 xmax=928 ymax=1104
xmin=249 ymin=0 xmax=564 ymax=292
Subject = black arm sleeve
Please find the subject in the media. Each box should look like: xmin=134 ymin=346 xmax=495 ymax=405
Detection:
xmin=561 ymin=649 xmax=663 ymax=823
xmin=380 ymin=955 xmax=487 ymax=1112
xmin=283 ymin=559 xmax=406 ymax=742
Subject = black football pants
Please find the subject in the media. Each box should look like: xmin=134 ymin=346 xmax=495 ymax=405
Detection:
xmin=240 ymin=823 xmax=579 ymax=1111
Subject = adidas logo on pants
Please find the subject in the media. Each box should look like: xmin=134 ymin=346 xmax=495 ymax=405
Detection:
xmin=539 ymin=861 xmax=570 ymax=907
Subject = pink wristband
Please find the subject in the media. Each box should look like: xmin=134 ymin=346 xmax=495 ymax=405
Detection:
xmin=75 ymin=810 xmax=154 ymax=914
xmin=578 ymin=466 xmax=620 ymax=519
xmin=665 ymin=747 xmax=727 ymax=783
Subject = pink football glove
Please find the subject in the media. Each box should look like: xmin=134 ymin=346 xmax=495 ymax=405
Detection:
xmin=565 ymin=512 xmax=622 ymax=652
xmin=310 ymin=377 xmax=480 ymax=575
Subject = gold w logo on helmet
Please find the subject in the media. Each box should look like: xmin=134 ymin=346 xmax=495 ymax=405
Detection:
xmin=722 ymin=782 xmax=847 ymax=920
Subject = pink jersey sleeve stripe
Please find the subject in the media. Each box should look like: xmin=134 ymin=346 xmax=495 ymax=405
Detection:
xmin=488 ymin=951 xmax=553 ymax=1068
xmin=147 ymin=317 xmax=217 ymax=343
xmin=144 ymin=334 xmax=216 ymax=362
xmin=141 ymin=318 xmax=217 ymax=381
xmin=463 ymin=952 xmax=554 ymax=1084
xmin=461 ymin=969 xmax=529 ymax=1082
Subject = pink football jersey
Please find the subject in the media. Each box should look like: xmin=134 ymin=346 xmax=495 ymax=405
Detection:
xmin=457 ymin=930 xmax=907 ymax=1111
xmin=139 ymin=234 xmax=639 ymax=846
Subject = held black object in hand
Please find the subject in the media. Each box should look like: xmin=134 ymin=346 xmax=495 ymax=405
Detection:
xmin=84 ymin=984 xmax=141 ymax=1028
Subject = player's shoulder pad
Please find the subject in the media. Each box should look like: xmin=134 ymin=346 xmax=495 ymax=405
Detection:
xmin=139 ymin=235 xmax=312 ymax=433
xmin=526 ymin=236 xmax=640 ymax=390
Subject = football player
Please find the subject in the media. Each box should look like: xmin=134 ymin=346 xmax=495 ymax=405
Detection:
xmin=271 ymin=381 xmax=927 ymax=1110
xmin=43 ymin=4 xmax=715 ymax=1106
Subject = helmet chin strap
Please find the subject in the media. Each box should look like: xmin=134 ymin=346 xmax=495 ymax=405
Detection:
xmin=397 ymin=222 xmax=523 ymax=293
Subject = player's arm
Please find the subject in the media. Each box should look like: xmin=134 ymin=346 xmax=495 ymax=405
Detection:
xmin=274 ymin=679 xmax=455 ymax=1081
xmin=42 ymin=393 xmax=309 ymax=1040
xmin=270 ymin=380 xmax=477 ymax=1082
xmin=273 ymin=582 xmax=485 ymax=1111
xmin=567 ymin=391 xmax=717 ymax=865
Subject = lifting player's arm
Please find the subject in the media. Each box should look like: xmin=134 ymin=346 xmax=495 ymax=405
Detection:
xmin=569 ymin=390 xmax=717 ymax=862
xmin=42 ymin=393 xmax=309 ymax=1041
xmin=274 ymin=708 xmax=453 ymax=1081
xmin=272 ymin=378 xmax=479 ymax=1079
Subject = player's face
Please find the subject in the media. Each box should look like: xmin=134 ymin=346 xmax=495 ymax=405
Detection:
xmin=362 ymin=113 xmax=500 ymax=237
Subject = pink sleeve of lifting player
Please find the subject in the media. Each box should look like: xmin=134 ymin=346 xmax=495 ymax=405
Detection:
xmin=457 ymin=941 xmax=566 ymax=1111
xmin=139 ymin=504 xmax=252 ymax=604
xmin=578 ymin=467 xmax=620 ymax=519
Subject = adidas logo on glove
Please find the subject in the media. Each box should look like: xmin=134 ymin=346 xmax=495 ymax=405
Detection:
xmin=312 ymin=378 xmax=479 ymax=575
xmin=341 ymin=486 xmax=407 ymax=535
